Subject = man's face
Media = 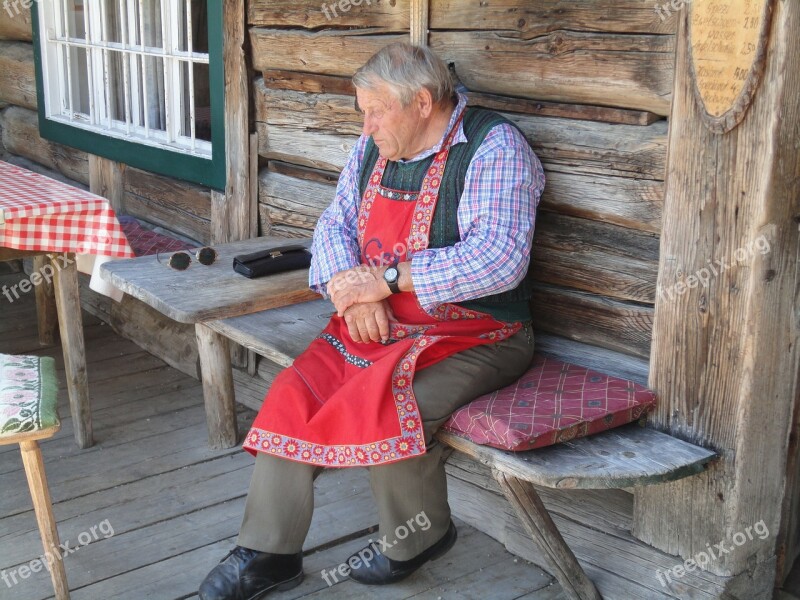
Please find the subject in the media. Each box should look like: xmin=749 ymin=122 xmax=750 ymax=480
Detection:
xmin=356 ymin=84 xmax=422 ymax=161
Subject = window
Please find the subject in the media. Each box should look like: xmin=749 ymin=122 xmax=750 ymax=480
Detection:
xmin=32 ymin=1 xmax=224 ymax=189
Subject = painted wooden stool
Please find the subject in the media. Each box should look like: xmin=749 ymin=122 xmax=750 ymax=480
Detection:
xmin=0 ymin=353 xmax=70 ymax=599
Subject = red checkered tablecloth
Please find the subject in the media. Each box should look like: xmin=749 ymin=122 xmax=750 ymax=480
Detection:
xmin=0 ymin=161 xmax=134 ymax=258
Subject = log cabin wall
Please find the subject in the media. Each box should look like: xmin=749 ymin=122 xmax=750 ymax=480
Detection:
xmin=250 ymin=0 xmax=677 ymax=385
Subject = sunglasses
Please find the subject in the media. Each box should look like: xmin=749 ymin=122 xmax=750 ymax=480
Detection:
xmin=157 ymin=247 xmax=218 ymax=271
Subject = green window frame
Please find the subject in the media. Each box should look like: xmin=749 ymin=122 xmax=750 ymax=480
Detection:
xmin=31 ymin=1 xmax=225 ymax=190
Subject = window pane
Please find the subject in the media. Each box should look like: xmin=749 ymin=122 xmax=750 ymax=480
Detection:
xmin=141 ymin=0 xmax=164 ymax=49
xmin=178 ymin=0 xmax=208 ymax=53
xmin=144 ymin=55 xmax=167 ymax=132
xmin=64 ymin=0 xmax=86 ymax=40
xmin=181 ymin=61 xmax=211 ymax=141
xmin=107 ymin=49 xmax=127 ymax=124
xmin=103 ymin=2 xmax=123 ymax=44
xmin=68 ymin=46 xmax=91 ymax=117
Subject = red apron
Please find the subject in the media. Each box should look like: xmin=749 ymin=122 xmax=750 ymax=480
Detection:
xmin=243 ymin=111 xmax=521 ymax=467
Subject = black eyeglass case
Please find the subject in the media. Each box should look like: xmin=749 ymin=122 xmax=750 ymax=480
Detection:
xmin=232 ymin=244 xmax=312 ymax=278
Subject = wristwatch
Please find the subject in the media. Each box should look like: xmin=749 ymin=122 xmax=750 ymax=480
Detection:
xmin=383 ymin=266 xmax=401 ymax=294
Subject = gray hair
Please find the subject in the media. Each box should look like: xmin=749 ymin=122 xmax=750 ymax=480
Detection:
xmin=353 ymin=43 xmax=455 ymax=107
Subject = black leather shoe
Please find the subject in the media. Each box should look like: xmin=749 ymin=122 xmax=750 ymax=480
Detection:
xmin=198 ymin=546 xmax=303 ymax=600
xmin=347 ymin=520 xmax=457 ymax=585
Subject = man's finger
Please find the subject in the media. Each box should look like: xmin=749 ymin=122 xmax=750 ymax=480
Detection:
xmin=344 ymin=313 xmax=362 ymax=343
xmin=355 ymin=317 xmax=370 ymax=344
xmin=365 ymin=314 xmax=382 ymax=342
xmin=375 ymin=306 xmax=390 ymax=341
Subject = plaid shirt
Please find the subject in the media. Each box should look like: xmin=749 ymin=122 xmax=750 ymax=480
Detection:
xmin=309 ymin=93 xmax=545 ymax=314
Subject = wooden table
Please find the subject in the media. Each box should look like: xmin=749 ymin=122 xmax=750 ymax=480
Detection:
xmin=100 ymin=237 xmax=318 ymax=449
xmin=0 ymin=161 xmax=135 ymax=449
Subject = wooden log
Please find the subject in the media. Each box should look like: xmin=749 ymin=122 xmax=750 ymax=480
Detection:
xmin=195 ymin=324 xmax=238 ymax=449
xmin=89 ymin=155 xmax=124 ymax=212
xmin=33 ymin=255 xmax=58 ymax=346
xmin=258 ymin=169 xmax=334 ymax=231
xmin=0 ymin=106 xmax=89 ymax=184
xmin=0 ymin=2 xmax=32 ymax=41
xmin=431 ymin=30 xmax=674 ymax=115
xmin=541 ymin=170 xmax=663 ymax=234
xmin=248 ymin=0 xmax=410 ymax=30
xmin=531 ymin=212 xmax=659 ymax=304
xmin=250 ymin=29 xmax=411 ymax=77
xmin=0 ymin=40 xmax=36 ymax=110
xmin=636 ymin=0 xmax=800 ymax=581
xmin=430 ymin=0 xmax=678 ymax=35
xmin=494 ymin=470 xmax=602 ymax=600
xmin=254 ymin=84 xmax=668 ymax=180
xmin=51 ymin=253 xmax=93 ymax=448
xmin=259 ymin=70 xmax=662 ymax=126
xmin=123 ymin=166 xmax=211 ymax=245
xmin=222 ymin=0 xmax=250 ymax=244
xmin=18 ymin=440 xmax=71 ymax=600
xmin=268 ymin=160 xmax=340 ymax=185
xmin=531 ymin=283 xmax=653 ymax=359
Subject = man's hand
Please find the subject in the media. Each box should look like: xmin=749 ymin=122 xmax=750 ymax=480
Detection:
xmin=343 ymin=301 xmax=394 ymax=343
xmin=327 ymin=266 xmax=389 ymax=316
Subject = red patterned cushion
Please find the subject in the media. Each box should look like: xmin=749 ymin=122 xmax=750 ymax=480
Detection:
xmin=442 ymin=354 xmax=656 ymax=451
xmin=118 ymin=216 xmax=194 ymax=257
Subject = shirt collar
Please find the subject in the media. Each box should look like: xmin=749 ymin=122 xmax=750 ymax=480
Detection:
xmin=398 ymin=93 xmax=468 ymax=164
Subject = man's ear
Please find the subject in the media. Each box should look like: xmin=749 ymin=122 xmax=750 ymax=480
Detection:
xmin=415 ymin=88 xmax=434 ymax=118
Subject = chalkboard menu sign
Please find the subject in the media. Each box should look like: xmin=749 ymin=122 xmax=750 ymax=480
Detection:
xmin=690 ymin=0 xmax=775 ymax=133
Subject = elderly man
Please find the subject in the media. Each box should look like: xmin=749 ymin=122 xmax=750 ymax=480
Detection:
xmin=199 ymin=42 xmax=544 ymax=600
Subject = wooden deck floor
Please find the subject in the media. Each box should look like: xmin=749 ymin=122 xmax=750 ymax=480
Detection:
xmin=0 ymin=268 xmax=566 ymax=600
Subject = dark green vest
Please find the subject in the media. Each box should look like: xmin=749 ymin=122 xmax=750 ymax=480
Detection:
xmin=358 ymin=107 xmax=534 ymax=323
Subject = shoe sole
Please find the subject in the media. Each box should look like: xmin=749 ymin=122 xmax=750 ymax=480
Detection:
xmin=247 ymin=571 xmax=304 ymax=600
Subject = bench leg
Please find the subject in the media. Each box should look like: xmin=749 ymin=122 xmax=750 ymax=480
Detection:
xmin=52 ymin=253 xmax=93 ymax=449
xmin=20 ymin=440 xmax=71 ymax=600
xmin=196 ymin=323 xmax=238 ymax=449
xmin=493 ymin=470 xmax=602 ymax=600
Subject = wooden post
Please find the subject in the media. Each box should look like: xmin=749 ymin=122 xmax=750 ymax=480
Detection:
xmin=494 ymin=471 xmax=601 ymax=600
xmin=220 ymin=0 xmax=250 ymax=244
xmin=51 ymin=253 xmax=93 ymax=449
xmin=89 ymin=155 xmax=124 ymax=213
xmin=19 ymin=440 xmax=71 ymax=600
xmin=410 ymin=0 xmax=429 ymax=47
xmin=195 ymin=323 xmax=238 ymax=449
xmin=634 ymin=0 xmax=800 ymax=589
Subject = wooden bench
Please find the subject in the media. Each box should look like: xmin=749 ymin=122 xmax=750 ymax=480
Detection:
xmin=207 ymin=298 xmax=716 ymax=600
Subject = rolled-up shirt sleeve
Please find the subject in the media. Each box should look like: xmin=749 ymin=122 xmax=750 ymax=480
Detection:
xmin=308 ymin=136 xmax=369 ymax=296
xmin=410 ymin=124 xmax=545 ymax=312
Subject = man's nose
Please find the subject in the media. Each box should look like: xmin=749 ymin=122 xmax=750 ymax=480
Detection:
xmin=362 ymin=115 xmax=377 ymax=136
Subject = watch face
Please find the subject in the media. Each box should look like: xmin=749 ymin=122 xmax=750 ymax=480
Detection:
xmin=385 ymin=267 xmax=399 ymax=281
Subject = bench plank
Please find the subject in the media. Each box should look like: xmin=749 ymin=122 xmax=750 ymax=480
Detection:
xmin=207 ymin=298 xmax=333 ymax=367
xmin=437 ymin=425 xmax=716 ymax=490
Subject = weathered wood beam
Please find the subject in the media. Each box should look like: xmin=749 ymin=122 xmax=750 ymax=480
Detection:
xmin=89 ymin=155 xmax=124 ymax=213
xmin=250 ymin=28 xmax=673 ymax=114
xmin=254 ymin=83 xmax=669 ymax=180
xmin=0 ymin=40 xmax=36 ymax=109
xmin=0 ymin=107 xmax=89 ymax=184
xmin=248 ymin=0 xmax=410 ymax=31
xmin=250 ymin=29 xmax=405 ymax=78
xmin=431 ymin=31 xmax=674 ymax=115
xmin=0 ymin=2 xmax=32 ymax=41
xmin=409 ymin=0 xmax=429 ymax=46
xmin=33 ymin=255 xmax=58 ymax=346
xmin=222 ymin=0 xmax=250 ymax=243
xmin=430 ymin=0 xmax=677 ymax=35
xmin=123 ymin=167 xmax=211 ymax=245
xmin=531 ymin=283 xmax=653 ymax=359
xmin=635 ymin=0 xmax=800 ymax=584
